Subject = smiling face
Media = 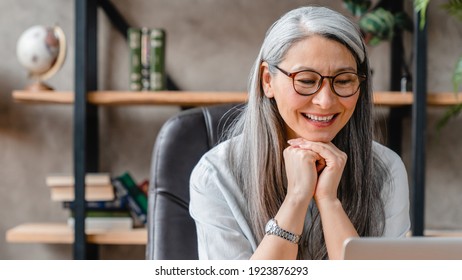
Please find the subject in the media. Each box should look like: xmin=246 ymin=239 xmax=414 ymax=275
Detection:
xmin=261 ymin=35 xmax=361 ymax=142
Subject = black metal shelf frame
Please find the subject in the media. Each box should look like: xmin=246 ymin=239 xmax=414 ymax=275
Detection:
xmin=411 ymin=9 xmax=427 ymax=237
xmin=386 ymin=0 xmax=427 ymax=237
xmin=74 ymin=0 xmax=99 ymax=260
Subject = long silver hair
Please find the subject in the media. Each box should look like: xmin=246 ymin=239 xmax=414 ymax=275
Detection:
xmin=226 ymin=6 xmax=387 ymax=260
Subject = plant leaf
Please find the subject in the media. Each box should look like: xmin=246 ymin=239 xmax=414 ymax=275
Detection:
xmin=452 ymin=55 xmax=462 ymax=93
xmin=367 ymin=36 xmax=382 ymax=46
xmin=434 ymin=1 xmax=462 ymax=132
xmin=343 ymin=0 xmax=372 ymax=17
xmin=359 ymin=8 xmax=395 ymax=42
xmin=414 ymin=0 xmax=431 ymax=29
xmin=438 ymin=54 xmax=462 ymax=132
xmin=441 ymin=0 xmax=462 ymax=21
xmin=394 ymin=12 xmax=414 ymax=32
xmin=436 ymin=103 xmax=462 ymax=132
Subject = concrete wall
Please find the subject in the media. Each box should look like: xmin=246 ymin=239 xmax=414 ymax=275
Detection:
xmin=0 ymin=0 xmax=460 ymax=259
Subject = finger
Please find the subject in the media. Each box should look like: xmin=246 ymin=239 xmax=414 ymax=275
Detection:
xmin=284 ymin=145 xmax=321 ymax=162
xmin=297 ymin=142 xmax=347 ymax=168
xmin=287 ymin=138 xmax=305 ymax=146
xmin=287 ymin=140 xmax=337 ymax=168
xmin=297 ymin=141 xmax=340 ymax=157
xmin=316 ymin=158 xmax=326 ymax=173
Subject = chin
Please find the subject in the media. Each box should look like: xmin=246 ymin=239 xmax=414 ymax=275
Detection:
xmin=298 ymin=133 xmax=334 ymax=143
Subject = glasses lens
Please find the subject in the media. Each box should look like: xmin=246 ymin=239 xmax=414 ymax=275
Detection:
xmin=293 ymin=71 xmax=321 ymax=95
xmin=333 ymin=73 xmax=361 ymax=97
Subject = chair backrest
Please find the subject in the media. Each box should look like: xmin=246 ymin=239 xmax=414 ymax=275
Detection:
xmin=146 ymin=103 xmax=243 ymax=260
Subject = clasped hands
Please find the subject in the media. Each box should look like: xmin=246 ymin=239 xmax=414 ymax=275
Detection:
xmin=284 ymin=138 xmax=347 ymax=206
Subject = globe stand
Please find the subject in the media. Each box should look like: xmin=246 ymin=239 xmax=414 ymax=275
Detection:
xmin=25 ymin=81 xmax=54 ymax=91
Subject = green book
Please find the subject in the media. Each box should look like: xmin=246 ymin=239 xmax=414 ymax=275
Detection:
xmin=149 ymin=28 xmax=166 ymax=91
xmin=70 ymin=210 xmax=131 ymax=218
xmin=117 ymin=172 xmax=148 ymax=214
xmin=140 ymin=27 xmax=151 ymax=91
xmin=128 ymin=28 xmax=142 ymax=91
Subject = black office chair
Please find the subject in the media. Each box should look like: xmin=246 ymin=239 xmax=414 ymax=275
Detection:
xmin=146 ymin=103 xmax=243 ymax=260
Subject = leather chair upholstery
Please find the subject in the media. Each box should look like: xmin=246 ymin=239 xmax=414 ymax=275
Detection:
xmin=146 ymin=103 xmax=243 ymax=260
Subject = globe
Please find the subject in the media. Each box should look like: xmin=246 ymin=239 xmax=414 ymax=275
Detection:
xmin=16 ymin=25 xmax=66 ymax=90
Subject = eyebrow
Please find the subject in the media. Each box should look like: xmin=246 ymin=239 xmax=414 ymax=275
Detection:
xmin=291 ymin=66 xmax=357 ymax=74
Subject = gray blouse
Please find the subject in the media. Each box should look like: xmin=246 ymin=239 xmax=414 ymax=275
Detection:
xmin=189 ymin=140 xmax=410 ymax=260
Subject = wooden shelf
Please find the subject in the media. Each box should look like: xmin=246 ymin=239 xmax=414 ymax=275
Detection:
xmin=14 ymin=90 xmax=461 ymax=106
xmin=89 ymin=91 xmax=248 ymax=106
xmin=12 ymin=90 xmax=248 ymax=106
xmin=6 ymin=223 xmax=147 ymax=245
xmin=13 ymin=91 xmax=74 ymax=104
xmin=424 ymin=229 xmax=462 ymax=237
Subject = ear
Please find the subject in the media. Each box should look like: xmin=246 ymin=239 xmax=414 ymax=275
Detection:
xmin=260 ymin=62 xmax=274 ymax=98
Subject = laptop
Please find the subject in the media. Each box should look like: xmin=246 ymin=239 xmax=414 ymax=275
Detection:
xmin=343 ymin=237 xmax=462 ymax=260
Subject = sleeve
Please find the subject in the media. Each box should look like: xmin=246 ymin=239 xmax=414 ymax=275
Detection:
xmin=380 ymin=150 xmax=411 ymax=238
xmin=189 ymin=156 xmax=254 ymax=259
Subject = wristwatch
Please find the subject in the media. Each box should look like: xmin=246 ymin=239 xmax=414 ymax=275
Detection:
xmin=265 ymin=218 xmax=301 ymax=244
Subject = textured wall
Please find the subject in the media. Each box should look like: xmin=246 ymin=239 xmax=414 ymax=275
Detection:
xmin=0 ymin=0 xmax=460 ymax=259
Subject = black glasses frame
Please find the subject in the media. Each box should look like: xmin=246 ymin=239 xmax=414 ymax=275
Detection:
xmin=272 ymin=65 xmax=366 ymax=98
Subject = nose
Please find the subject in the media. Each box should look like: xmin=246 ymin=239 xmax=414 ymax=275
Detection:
xmin=311 ymin=78 xmax=336 ymax=108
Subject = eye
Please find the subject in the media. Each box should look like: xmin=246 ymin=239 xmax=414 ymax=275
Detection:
xmin=297 ymin=78 xmax=317 ymax=86
xmin=294 ymin=72 xmax=319 ymax=87
xmin=334 ymin=73 xmax=357 ymax=87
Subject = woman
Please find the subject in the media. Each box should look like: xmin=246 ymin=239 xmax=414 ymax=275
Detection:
xmin=189 ymin=6 xmax=410 ymax=260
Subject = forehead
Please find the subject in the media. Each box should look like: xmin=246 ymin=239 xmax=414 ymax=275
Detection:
xmin=282 ymin=35 xmax=357 ymax=72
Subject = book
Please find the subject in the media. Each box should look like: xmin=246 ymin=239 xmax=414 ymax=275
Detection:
xmin=149 ymin=28 xmax=166 ymax=90
xmin=112 ymin=177 xmax=147 ymax=226
xmin=128 ymin=28 xmax=142 ymax=91
xmin=127 ymin=27 xmax=167 ymax=91
xmin=140 ymin=27 xmax=151 ymax=91
xmin=62 ymin=197 xmax=128 ymax=211
xmin=47 ymin=173 xmax=114 ymax=202
xmin=137 ymin=179 xmax=149 ymax=196
xmin=69 ymin=210 xmax=131 ymax=218
xmin=49 ymin=184 xmax=115 ymax=202
xmin=67 ymin=216 xmax=133 ymax=230
xmin=46 ymin=173 xmax=111 ymax=187
xmin=116 ymin=172 xmax=148 ymax=214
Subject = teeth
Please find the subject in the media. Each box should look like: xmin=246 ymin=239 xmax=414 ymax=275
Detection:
xmin=304 ymin=114 xmax=335 ymax=122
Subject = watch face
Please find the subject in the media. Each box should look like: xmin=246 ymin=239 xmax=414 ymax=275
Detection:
xmin=265 ymin=219 xmax=275 ymax=233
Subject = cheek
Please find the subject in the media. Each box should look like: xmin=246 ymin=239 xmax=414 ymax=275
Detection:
xmin=274 ymin=94 xmax=305 ymax=120
xmin=340 ymin=97 xmax=359 ymax=119
xmin=272 ymin=81 xmax=303 ymax=106
xmin=344 ymin=92 xmax=359 ymax=107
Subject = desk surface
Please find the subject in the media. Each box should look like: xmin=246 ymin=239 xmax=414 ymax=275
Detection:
xmin=6 ymin=223 xmax=147 ymax=245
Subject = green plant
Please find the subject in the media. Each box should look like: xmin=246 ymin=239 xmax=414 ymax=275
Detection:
xmin=343 ymin=0 xmax=413 ymax=46
xmin=414 ymin=0 xmax=462 ymax=130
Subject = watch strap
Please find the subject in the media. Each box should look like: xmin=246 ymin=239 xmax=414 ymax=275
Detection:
xmin=265 ymin=218 xmax=301 ymax=244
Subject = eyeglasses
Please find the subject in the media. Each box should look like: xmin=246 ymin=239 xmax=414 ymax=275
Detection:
xmin=271 ymin=65 xmax=366 ymax=97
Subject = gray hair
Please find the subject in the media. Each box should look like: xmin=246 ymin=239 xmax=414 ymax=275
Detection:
xmin=227 ymin=6 xmax=386 ymax=260
xmin=261 ymin=6 xmax=365 ymax=70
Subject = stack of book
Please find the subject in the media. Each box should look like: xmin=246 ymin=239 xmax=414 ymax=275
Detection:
xmin=47 ymin=173 xmax=115 ymax=202
xmin=46 ymin=172 xmax=148 ymax=230
xmin=128 ymin=27 xmax=166 ymax=91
